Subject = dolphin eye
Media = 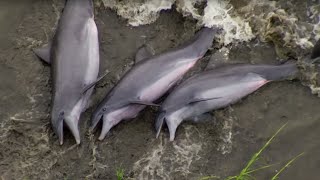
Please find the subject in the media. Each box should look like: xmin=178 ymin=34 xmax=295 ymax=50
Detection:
xmin=102 ymin=107 xmax=106 ymax=111
xmin=59 ymin=111 xmax=64 ymax=116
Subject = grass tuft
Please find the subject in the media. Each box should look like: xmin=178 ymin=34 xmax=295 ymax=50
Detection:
xmin=226 ymin=123 xmax=288 ymax=180
xmin=116 ymin=167 xmax=125 ymax=180
xmin=271 ymin=152 xmax=304 ymax=180
xmin=200 ymin=123 xmax=304 ymax=180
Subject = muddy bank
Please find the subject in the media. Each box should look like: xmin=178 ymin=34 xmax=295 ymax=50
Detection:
xmin=0 ymin=0 xmax=320 ymax=180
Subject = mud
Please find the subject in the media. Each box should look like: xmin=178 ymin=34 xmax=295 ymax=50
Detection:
xmin=0 ymin=0 xmax=320 ymax=180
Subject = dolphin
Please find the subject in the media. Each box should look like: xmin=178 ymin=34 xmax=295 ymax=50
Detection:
xmin=91 ymin=27 xmax=216 ymax=140
xmin=155 ymin=62 xmax=299 ymax=141
xmin=34 ymin=0 xmax=102 ymax=145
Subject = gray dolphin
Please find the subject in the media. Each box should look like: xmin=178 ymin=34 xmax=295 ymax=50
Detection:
xmin=155 ymin=62 xmax=298 ymax=141
xmin=91 ymin=27 xmax=216 ymax=140
xmin=34 ymin=0 xmax=101 ymax=145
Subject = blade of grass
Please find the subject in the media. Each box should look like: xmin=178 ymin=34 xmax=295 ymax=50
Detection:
xmin=228 ymin=123 xmax=287 ymax=180
xmin=116 ymin=168 xmax=125 ymax=180
xmin=246 ymin=163 xmax=278 ymax=174
xmin=271 ymin=152 xmax=304 ymax=180
xmin=199 ymin=175 xmax=220 ymax=180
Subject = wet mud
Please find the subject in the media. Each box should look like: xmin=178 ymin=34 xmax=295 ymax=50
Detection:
xmin=0 ymin=0 xmax=320 ymax=180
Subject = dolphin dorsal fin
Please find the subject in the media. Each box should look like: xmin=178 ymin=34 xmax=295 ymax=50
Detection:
xmin=135 ymin=44 xmax=155 ymax=63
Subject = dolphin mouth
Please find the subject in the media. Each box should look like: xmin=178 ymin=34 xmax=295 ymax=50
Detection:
xmin=90 ymin=113 xmax=103 ymax=131
xmin=64 ymin=116 xmax=81 ymax=145
xmin=155 ymin=111 xmax=166 ymax=138
xmin=53 ymin=115 xmax=80 ymax=145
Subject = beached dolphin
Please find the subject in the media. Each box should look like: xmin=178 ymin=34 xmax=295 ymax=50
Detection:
xmin=155 ymin=61 xmax=299 ymax=141
xmin=91 ymin=27 xmax=216 ymax=140
xmin=34 ymin=0 xmax=101 ymax=145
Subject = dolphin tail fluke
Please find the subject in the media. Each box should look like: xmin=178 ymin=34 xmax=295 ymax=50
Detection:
xmin=155 ymin=111 xmax=166 ymax=138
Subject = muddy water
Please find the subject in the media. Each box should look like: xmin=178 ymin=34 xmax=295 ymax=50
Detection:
xmin=0 ymin=0 xmax=320 ymax=180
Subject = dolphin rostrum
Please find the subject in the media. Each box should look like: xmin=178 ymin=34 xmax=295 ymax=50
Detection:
xmin=34 ymin=0 xmax=102 ymax=145
xmin=91 ymin=27 xmax=216 ymax=140
xmin=155 ymin=62 xmax=299 ymax=141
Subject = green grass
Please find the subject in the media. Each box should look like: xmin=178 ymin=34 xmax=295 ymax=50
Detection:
xmin=200 ymin=123 xmax=304 ymax=180
xmin=116 ymin=167 xmax=125 ymax=180
xmin=271 ymin=152 xmax=304 ymax=180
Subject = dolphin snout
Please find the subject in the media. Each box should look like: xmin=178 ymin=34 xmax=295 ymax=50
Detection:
xmin=64 ymin=116 xmax=81 ymax=145
xmin=90 ymin=112 xmax=103 ymax=131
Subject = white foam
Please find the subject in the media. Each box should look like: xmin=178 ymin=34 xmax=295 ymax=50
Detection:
xmin=201 ymin=0 xmax=254 ymax=44
xmin=102 ymin=0 xmax=255 ymax=45
xmin=102 ymin=0 xmax=175 ymax=26
xmin=133 ymin=125 xmax=204 ymax=179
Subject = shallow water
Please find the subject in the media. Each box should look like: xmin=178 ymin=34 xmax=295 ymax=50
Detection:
xmin=0 ymin=0 xmax=320 ymax=179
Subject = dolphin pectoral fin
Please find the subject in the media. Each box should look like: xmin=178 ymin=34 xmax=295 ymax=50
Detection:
xmin=189 ymin=97 xmax=221 ymax=104
xmin=155 ymin=112 xmax=166 ymax=138
xmin=135 ymin=44 xmax=155 ymax=63
xmin=33 ymin=43 xmax=51 ymax=64
xmin=81 ymin=71 xmax=109 ymax=95
xmin=129 ymin=100 xmax=160 ymax=107
xmin=64 ymin=117 xmax=81 ymax=144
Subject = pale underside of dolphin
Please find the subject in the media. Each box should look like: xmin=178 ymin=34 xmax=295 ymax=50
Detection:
xmin=91 ymin=27 xmax=217 ymax=140
xmin=34 ymin=0 xmax=102 ymax=145
xmin=155 ymin=61 xmax=299 ymax=141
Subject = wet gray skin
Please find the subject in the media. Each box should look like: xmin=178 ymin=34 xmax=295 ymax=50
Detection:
xmin=34 ymin=0 xmax=99 ymax=145
xmin=156 ymin=62 xmax=299 ymax=141
xmin=91 ymin=27 xmax=216 ymax=140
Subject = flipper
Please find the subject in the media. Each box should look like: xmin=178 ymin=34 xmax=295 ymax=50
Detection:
xmin=188 ymin=97 xmax=221 ymax=104
xmin=129 ymin=100 xmax=160 ymax=106
xmin=33 ymin=43 xmax=51 ymax=64
xmin=135 ymin=44 xmax=155 ymax=63
xmin=81 ymin=71 xmax=109 ymax=95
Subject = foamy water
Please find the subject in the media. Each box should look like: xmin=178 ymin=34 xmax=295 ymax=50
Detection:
xmin=103 ymin=0 xmax=319 ymax=47
xmin=102 ymin=0 xmax=320 ymax=96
